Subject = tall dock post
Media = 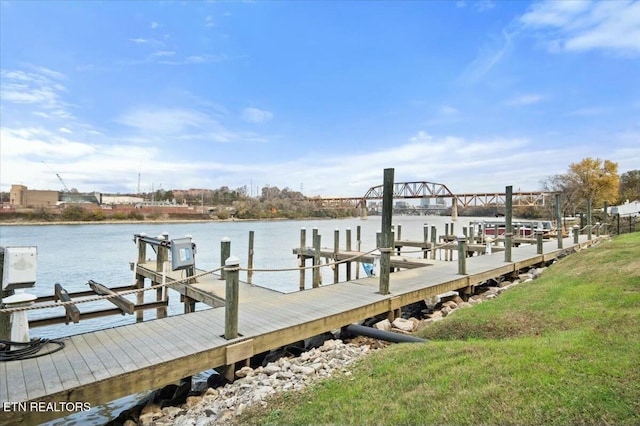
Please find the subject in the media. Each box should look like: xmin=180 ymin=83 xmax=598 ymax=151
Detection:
xmin=603 ymin=201 xmax=609 ymax=234
xmin=333 ymin=229 xmax=340 ymax=284
xmin=0 ymin=250 xmax=11 ymax=341
xmin=247 ymin=231 xmax=254 ymax=285
xmin=555 ymin=194 xmax=563 ymax=249
xmin=135 ymin=233 xmax=147 ymax=322
xmin=430 ymin=225 xmax=437 ymax=260
xmin=355 ymin=226 xmax=361 ymax=279
xmin=457 ymin=236 xmax=467 ymax=275
xmin=156 ymin=232 xmax=169 ymax=319
xmin=224 ymin=256 xmax=240 ymax=340
xmin=444 ymin=223 xmax=450 ymax=261
xmin=423 ymin=224 xmax=429 ymax=259
xmin=587 ymin=198 xmax=593 ymax=240
xmin=220 ymin=237 xmax=231 ymax=280
xmin=345 ymin=228 xmax=352 ymax=281
xmin=573 ymin=225 xmax=579 ymax=244
xmin=504 ymin=185 xmax=513 ymax=263
xmin=299 ymin=228 xmax=306 ymax=291
xmin=451 ymin=197 xmax=458 ymax=221
xmin=379 ymin=168 xmax=394 ymax=295
xmin=312 ymin=228 xmax=321 ymax=288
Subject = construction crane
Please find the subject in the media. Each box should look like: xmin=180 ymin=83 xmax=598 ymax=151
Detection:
xmin=42 ymin=161 xmax=71 ymax=193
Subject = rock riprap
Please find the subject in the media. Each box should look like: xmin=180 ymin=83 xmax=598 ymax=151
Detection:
xmin=139 ymin=339 xmax=376 ymax=426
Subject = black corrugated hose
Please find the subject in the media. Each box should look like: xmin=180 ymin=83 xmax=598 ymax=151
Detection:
xmin=0 ymin=338 xmax=65 ymax=361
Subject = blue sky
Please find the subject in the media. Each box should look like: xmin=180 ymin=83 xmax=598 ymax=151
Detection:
xmin=1 ymin=0 xmax=639 ymax=198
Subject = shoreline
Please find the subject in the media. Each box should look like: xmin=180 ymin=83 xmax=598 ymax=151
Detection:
xmin=0 ymin=216 xmax=349 ymax=227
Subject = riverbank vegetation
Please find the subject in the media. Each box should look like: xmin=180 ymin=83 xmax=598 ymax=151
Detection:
xmin=237 ymin=233 xmax=640 ymax=425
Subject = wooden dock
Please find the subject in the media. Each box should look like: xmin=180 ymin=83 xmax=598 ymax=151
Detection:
xmin=0 ymin=235 xmax=601 ymax=425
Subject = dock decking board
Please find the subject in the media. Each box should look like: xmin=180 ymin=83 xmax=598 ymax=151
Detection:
xmin=0 ymin=235 xmax=602 ymax=425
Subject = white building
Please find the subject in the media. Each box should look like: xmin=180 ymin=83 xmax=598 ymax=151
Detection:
xmin=610 ymin=200 xmax=640 ymax=217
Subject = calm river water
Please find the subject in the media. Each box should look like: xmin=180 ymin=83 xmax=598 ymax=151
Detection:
xmin=0 ymin=214 xmax=489 ymax=425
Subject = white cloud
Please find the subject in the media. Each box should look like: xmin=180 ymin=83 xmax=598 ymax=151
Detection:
xmin=151 ymin=21 xmax=160 ymax=29
xmin=242 ymin=107 xmax=274 ymax=124
xmin=129 ymin=38 xmax=150 ymax=44
xmin=0 ymin=69 xmax=72 ymax=116
xmin=59 ymin=127 xmax=73 ymax=134
xmin=459 ymin=30 xmax=513 ymax=84
xmin=506 ymin=94 xmax=546 ymax=106
xmin=519 ymin=0 xmax=640 ymax=54
xmin=566 ymin=107 xmax=607 ymax=117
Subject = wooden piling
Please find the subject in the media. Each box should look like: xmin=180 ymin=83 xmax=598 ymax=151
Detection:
xmin=573 ymin=225 xmax=579 ymax=244
xmin=156 ymin=233 xmax=169 ymax=318
xmin=224 ymin=256 xmax=240 ymax=340
xmin=333 ymin=229 xmax=340 ymax=284
xmin=430 ymin=225 xmax=437 ymax=260
xmin=346 ymin=228 xmax=352 ymax=281
xmin=355 ymin=226 xmax=361 ymax=280
xmin=135 ymin=234 xmax=146 ymax=322
xmin=247 ymin=231 xmax=255 ymax=285
xmin=312 ymin=228 xmax=321 ymax=288
xmin=505 ymin=185 xmax=513 ymax=263
xmin=220 ymin=237 xmax=231 ymax=280
xmin=423 ymin=224 xmax=429 ymax=259
xmin=555 ymin=194 xmax=563 ymax=249
xmin=299 ymin=228 xmax=306 ymax=291
xmin=457 ymin=236 xmax=467 ymax=275
xmin=0 ymin=250 xmax=11 ymax=341
xmin=587 ymin=198 xmax=593 ymax=241
xmin=536 ymin=230 xmax=543 ymax=254
xmin=379 ymin=168 xmax=394 ymax=295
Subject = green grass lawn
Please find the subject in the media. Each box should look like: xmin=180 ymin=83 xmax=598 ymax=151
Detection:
xmin=238 ymin=233 xmax=640 ymax=425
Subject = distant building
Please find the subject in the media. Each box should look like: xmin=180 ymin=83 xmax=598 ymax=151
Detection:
xmin=610 ymin=200 xmax=640 ymax=217
xmin=10 ymin=184 xmax=59 ymax=207
xmin=101 ymin=195 xmax=145 ymax=205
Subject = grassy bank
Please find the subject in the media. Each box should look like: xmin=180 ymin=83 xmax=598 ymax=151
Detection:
xmin=238 ymin=233 xmax=640 ymax=425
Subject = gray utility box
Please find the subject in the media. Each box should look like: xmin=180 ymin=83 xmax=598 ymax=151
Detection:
xmin=1 ymin=246 xmax=37 ymax=290
xmin=170 ymin=238 xmax=196 ymax=271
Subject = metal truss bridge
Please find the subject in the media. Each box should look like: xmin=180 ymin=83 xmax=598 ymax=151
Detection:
xmin=313 ymin=181 xmax=549 ymax=209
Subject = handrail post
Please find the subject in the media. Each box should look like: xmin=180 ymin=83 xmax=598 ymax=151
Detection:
xmin=220 ymin=237 xmax=231 ymax=280
xmin=573 ymin=225 xmax=579 ymax=244
xmin=457 ymin=236 xmax=467 ymax=275
xmin=224 ymin=256 xmax=240 ymax=340
xmin=595 ymin=222 xmax=600 ymax=238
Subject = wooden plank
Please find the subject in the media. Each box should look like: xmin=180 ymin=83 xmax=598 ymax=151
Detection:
xmin=88 ymin=280 xmax=135 ymax=315
xmin=5 ymin=360 xmax=27 ymax=401
xmin=0 ymin=362 xmax=7 ymax=402
xmin=36 ymin=354 xmax=64 ymax=395
xmin=57 ymin=336 xmax=93 ymax=388
xmin=50 ymin=343 xmax=81 ymax=390
xmin=226 ymin=339 xmax=254 ymax=364
xmin=109 ymin=326 xmax=160 ymax=367
xmin=71 ymin=335 xmax=110 ymax=382
xmin=115 ymin=323 xmax=174 ymax=365
xmin=82 ymin=331 xmax=126 ymax=376
xmin=21 ymin=357 xmax=47 ymax=400
xmin=101 ymin=327 xmax=149 ymax=369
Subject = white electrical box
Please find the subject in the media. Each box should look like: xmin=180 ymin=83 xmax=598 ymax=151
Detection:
xmin=170 ymin=238 xmax=195 ymax=271
xmin=1 ymin=246 xmax=37 ymax=290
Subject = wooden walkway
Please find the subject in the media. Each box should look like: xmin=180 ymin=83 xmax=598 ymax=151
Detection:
xmin=0 ymin=235 xmax=601 ymax=425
